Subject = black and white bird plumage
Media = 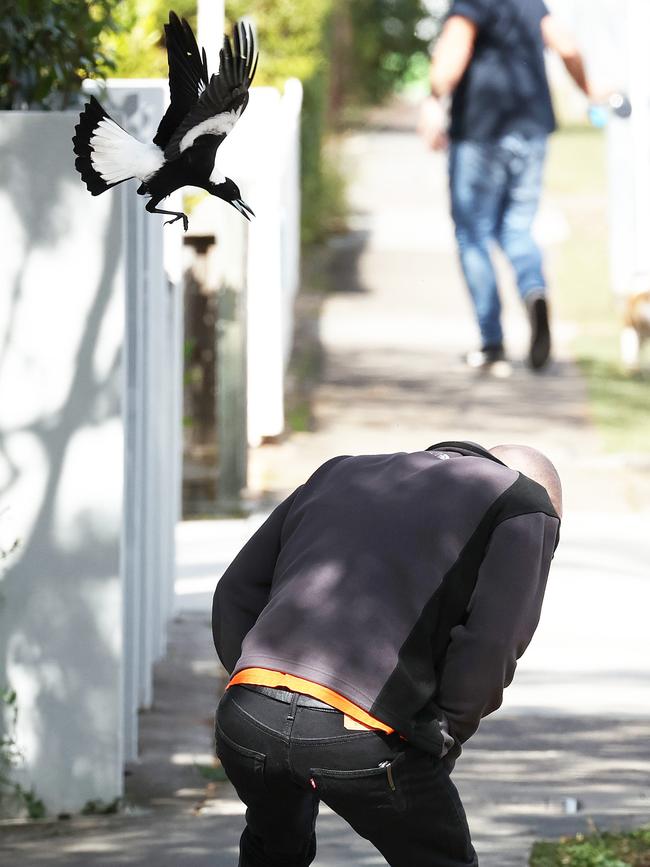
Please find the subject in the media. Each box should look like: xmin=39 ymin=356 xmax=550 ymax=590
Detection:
xmin=72 ymin=13 xmax=258 ymax=230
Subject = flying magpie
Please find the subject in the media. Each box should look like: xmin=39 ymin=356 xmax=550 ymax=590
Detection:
xmin=72 ymin=12 xmax=258 ymax=230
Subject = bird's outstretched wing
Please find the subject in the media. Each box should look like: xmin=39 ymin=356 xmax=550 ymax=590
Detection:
xmin=153 ymin=11 xmax=210 ymax=150
xmin=163 ymin=20 xmax=258 ymax=162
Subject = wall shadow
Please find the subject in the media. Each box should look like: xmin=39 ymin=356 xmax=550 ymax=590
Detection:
xmin=0 ymin=111 xmax=126 ymax=813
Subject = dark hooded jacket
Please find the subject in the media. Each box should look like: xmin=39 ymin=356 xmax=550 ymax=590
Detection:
xmin=212 ymin=441 xmax=560 ymax=759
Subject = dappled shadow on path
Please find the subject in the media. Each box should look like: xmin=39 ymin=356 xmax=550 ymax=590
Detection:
xmin=458 ymin=712 xmax=650 ymax=861
xmin=318 ymin=346 xmax=590 ymax=445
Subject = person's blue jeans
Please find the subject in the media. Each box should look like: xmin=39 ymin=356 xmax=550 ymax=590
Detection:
xmin=449 ymin=133 xmax=548 ymax=349
xmin=216 ymin=684 xmax=477 ymax=867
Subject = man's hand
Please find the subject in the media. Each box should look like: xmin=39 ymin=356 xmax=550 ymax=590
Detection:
xmin=418 ymin=96 xmax=449 ymax=151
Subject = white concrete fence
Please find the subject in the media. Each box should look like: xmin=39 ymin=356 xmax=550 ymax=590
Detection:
xmin=0 ymin=73 xmax=302 ymax=814
xmin=0 ymin=89 xmax=182 ymax=813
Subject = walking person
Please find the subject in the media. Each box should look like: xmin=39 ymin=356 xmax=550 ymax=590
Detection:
xmin=212 ymin=440 xmax=562 ymax=865
xmin=424 ymin=1 xmax=596 ymax=371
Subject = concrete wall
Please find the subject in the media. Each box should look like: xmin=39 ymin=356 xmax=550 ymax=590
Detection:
xmin=0 ymin=111 xmax=126 ymax=812
xmin=0 ymin=83 xmax=183 ymax=813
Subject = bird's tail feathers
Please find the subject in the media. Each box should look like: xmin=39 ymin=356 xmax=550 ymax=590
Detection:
xmin=73 ymin=96 xmax=163 ymax=196
xmin=73 ymin=97 xmax=131 ymax=195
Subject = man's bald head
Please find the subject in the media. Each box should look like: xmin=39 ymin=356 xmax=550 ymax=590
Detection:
xmin=489 ymin=444 xmax=563 ymax=517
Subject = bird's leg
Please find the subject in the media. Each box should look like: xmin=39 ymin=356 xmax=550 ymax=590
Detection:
xmin=145 ymin=199 xmax=189 ymax=232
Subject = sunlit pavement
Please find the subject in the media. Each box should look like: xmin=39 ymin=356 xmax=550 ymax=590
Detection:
xmin=3 ymin=100 xmax=649 ymax=867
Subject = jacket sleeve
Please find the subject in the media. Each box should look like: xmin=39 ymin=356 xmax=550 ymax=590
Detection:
xmin=435 ymin=511 xmax=559 ymax=748
xmin=211 ymin=488 xmax=302 ymax=673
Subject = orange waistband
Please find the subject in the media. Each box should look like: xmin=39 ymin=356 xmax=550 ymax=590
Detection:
xmin=227 ymin=668 xmax=395 ymax=734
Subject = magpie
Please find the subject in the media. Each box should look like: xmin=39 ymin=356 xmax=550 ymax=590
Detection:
xmin=72 ymin=12 xmax=258 ymax=230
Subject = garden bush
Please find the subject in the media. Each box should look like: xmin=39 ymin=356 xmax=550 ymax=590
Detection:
xmin=0 ymin=0 xmax=115 ymax=109
xmin=530 ymin=827 xmax=650 ymax=867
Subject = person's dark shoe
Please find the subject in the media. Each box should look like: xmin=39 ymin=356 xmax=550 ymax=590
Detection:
xmin=527 ymin=292 xmax=551 ymax=370
xmin=463 ymin=344 xmax=511 ymax=378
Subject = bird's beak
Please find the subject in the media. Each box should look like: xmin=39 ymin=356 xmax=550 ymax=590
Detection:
xmin=231 ymin=198 xmax=255 ymax=221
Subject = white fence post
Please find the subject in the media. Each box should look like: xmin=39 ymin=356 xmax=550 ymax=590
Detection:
xmin=606 ymin=0 xmax=650 ymax=299
xmin=216 ymin=213 xmax=249 ymax=509
xmin=626 ymin=0 xmax=650 ymax=282
xmin=0 ymin=111 xmax=127 ymax=813
xmin=217 ymin=82 xmax=303 ymax=446
xmin=83 ymin=80 xmax=183 ymax=756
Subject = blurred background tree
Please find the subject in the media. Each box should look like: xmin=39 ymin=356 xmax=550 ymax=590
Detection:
xmin=0 ymin=0 xmax=115 ymax=109
xmin=331 ymin=0 xmax=442 ymax=110
xmin=99 ymin=0 xmax=195 ymax=78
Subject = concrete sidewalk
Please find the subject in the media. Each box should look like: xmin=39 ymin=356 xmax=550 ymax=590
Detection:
xmin=4 ymin=511 xmax=647 ymax=866
xmin=2 ymin=100 xmax=649 ymax=866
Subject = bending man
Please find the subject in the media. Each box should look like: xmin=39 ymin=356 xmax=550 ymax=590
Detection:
xmin=212 ymin=440 xmax=562 ymax=866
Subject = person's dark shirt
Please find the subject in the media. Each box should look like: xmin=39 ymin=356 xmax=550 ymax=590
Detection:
xmin=448 ymin=0 xmax=556 ymax=142
xmin=212 ymin=443 xmax=560 ymax=760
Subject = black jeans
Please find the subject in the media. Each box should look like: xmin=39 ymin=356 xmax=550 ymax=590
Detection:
xmin=215 ymin=685 xmax=477 ymax=867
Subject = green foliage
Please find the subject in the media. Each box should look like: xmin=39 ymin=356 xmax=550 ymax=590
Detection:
xmin=343 ymin=0 xmax=435 ymax=104
xmin=227 ymin=0 xmax=332 ymax=87
xmin=0 ymin=0 xmax=116 ymax=109
xmin=81 ymin=797 xmax=121 ymax=815
xmin=530 ymin=828 xmax=650 ymax=867
xmin=0 ymin=687 xmax=20 ymax=787
xmin=195 ymin=762 xmax=229 ymax=783
xmin=575 ymin=337 xmax=650 ymax=453
xmin=1 ymin=688 xmax=23 ymax=810
xmin=1 ymin=686 xmax=46 ymax=819
xmin=300 ymin=65 xmax=335 ymax=243
xmin=100 ymin=0 xmax=196 ymax=78
xmin=16 ymin=786 xmax=46 ymax=819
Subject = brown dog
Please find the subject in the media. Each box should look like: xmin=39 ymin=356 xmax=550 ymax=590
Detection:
xmin=621 ymin=290 xmax=650 ymax=370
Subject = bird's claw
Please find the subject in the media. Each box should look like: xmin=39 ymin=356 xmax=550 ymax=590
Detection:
xmin=163 ymin=213 xmax=189 ymax=232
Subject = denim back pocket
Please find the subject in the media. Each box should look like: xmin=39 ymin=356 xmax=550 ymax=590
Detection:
xmin=310 ymin=751 xmax=407 ymax=812
xmin=215 ymin=722 xmax=267 ymax=792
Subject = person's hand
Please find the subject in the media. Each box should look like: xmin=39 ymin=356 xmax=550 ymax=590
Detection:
xmin=586 ymin=83 xmax=614 ymax=105
xmin=418 ymin=96 xmax=449 ymax=152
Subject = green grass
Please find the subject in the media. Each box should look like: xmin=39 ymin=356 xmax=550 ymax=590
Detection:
xmin=195 ymin=762 xmax=229 ymax=783
xmin=530 ymin=826 xmax=650 ymax=866
xmin=545 ymin=126 xmax=650 ymax=452
xmin=575 ymin=333 xmax=650 ymax=452
xmin=546 ymin=125 xmax=609 ymax=198
xmin=286 ymin=401 xmax=313 ymax=433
